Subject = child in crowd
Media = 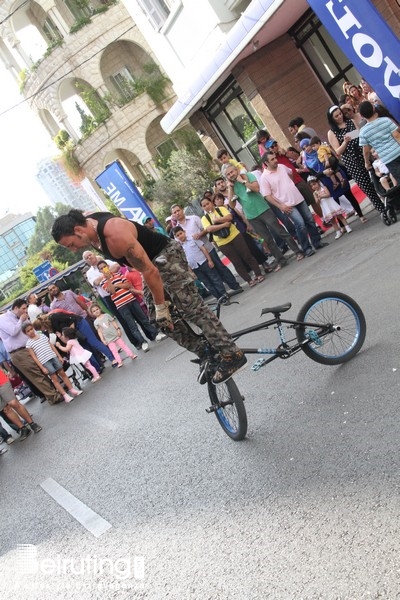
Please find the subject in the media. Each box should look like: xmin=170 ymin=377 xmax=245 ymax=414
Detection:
xmin=217 ymin=148 xmax=247 ymax=173
xmin=172 ymin=225 xmax=227 ymax=301
xmin=310 ymin=136 xmax=346 ymax=189
xmin=24 ymin=322 xmax=83 ymax=403
xmin=308 ymin=176 xmax=352 ymax=239
xmin=89 ymin=303 xmax=137 ymax=368
xmin=56 ymin=327 xmax=101 ymax=383
xmin=310 ymin=135 xmax=346 ymax=189
xmin=371 ymin=149 xmax=397 ymax=191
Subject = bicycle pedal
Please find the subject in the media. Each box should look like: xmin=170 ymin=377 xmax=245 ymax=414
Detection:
xmin=206 ymin=405 xmax=218 ymax=413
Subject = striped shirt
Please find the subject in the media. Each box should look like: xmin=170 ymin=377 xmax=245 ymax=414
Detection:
xmin=100 ymin=273 xmax=135 ymax=309
xmin=359 ymin=117 xmax=400 ymax=165
xmin=26 ymin=334 xmax=57 ymax=364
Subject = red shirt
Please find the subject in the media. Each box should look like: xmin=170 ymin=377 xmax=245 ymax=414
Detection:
xmin=276 ymin=155 xmax=303 ymax=185
xmin=101 ymin=273 xmax=135 ymax=309
xmin=0 ymin=369 xmax=9 ymax=386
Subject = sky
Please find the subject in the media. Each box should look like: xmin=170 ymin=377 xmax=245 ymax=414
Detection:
xmin=0 ymin=66 xmax=56 ymax=219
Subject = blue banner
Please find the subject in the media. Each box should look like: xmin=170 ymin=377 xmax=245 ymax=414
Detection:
xmin=307 ymin=0 xmax=400 ymax=121
xmin=95 ymin=161 xmax=161 ymax=226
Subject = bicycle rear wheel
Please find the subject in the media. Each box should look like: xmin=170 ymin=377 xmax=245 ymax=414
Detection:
xmin=207 ymin=379 xmax=247 ymax=441
xmin=296 ymin=291 xmax=366 ymax=365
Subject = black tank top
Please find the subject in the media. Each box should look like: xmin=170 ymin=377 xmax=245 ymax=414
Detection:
xmin=91 ymin=212 xmax=170 ymax=266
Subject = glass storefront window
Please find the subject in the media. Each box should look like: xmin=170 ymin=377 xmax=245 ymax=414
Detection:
xmin=290 ymin=10 xmax=362 ymax=103
xmin=204 ymin=78 xmax=264 ymax=166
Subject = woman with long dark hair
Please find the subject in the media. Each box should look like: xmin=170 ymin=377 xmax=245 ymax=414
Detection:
xmin=327 ymin=105 xmax=385 ymax=213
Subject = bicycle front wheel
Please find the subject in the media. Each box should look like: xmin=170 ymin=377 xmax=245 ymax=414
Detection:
xmin=207 ymin=379 xmax=247 ymax=441
xmin=296 ymin=291 xmax=366 ymax=365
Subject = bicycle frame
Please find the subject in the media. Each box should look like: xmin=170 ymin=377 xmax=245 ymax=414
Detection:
xmin=230 ymin=315 xmax=333 ymax=371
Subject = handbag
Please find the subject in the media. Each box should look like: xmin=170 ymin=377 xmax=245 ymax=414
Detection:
xmin=204 ymin=207 xmax=231 ymax=239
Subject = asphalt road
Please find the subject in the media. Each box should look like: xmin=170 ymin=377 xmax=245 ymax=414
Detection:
xmin=1 ymin=207 xmax=400 ymax=600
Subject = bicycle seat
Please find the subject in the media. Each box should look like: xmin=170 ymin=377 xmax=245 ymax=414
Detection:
xmin=261 ymin=303 xmax=291 ymax=316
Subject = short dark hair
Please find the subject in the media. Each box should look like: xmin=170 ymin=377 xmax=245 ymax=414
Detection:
xmin=52 ymin=209 xmax=87 ymax=242
xmin=216 ymin=148 xmax=229 ymax=159
xmin=12 ymin=298 xmax=27 ymax=310
xmin=21 ymin=322 xmax=34 ymax=333
xmin=62 ymin=327 xmax=77 ymax=340
xmin=214 ymin=176 xmax=224 ymax=184
xmin=358 ymin=100 xmax=374 ymax=119
xmin=288 ymin=117 xmax=304 ymax=129
xmin=171 ymin=226 xmax=184 ymax=237
xmin=97 ymin=260 xmax=107 ymax=269
xmin=263 ymin=152 xmax=276 ymax=164
xmin=256 ymin=129 xmax=270 ymax=142
xmin=310 ymin=136 xmax=321 ymax=145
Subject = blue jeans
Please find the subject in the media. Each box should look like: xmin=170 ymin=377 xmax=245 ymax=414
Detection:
xmin=287 ymin=201 xmax=321 ymax=253
xmin=77 ymin=318 xmax=114 ymax=362
xmin=193 ymin=261 xmax=226 ymax=300
xmin=118 ymin=300 xmax=158 ymax=348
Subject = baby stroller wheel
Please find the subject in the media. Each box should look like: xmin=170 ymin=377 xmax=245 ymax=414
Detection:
xmin=381 ymin=211 xmax=392 ymax=226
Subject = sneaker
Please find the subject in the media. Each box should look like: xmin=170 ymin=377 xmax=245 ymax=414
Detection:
xmin=0 ymin=448 xmax=8 ymax=456
xmin=212 ymin=351 xmax=247 ymax=385
xmin=5 ymin=436 xmax=14 ymax=445
xmin=63 ymin=393 xmax=74 ymax=403
xmin=305 ymin=248 xmax=315 ymax=257
xmin=30 ymin=422 xmax=42 ymax=434
xmin=19 ymin=426 xmax=32 ymax=441
xmin=91 ymin=376 xmax=101 ymax=383
xmin=0 ymin=437 xmax=4 ymax=445
xmin=141 ymin=342 xmax=150 ymax=352
xmin=345 ymin=226 xmax=352 ymax=233
xmin=155 ymin=332 xmax=167 ymax=342
xmin=70 ymin=388 xmax=83 ymax=397
xmin=335 ymin=231 xmax=343 ymax=240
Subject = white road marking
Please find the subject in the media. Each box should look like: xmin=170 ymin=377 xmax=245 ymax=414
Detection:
xmin=40 ymin=478 xmax=112 ymax=538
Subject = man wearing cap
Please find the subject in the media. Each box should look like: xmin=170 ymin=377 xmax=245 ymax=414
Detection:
xmin=142 ymin=216 xmax=166 ymax=235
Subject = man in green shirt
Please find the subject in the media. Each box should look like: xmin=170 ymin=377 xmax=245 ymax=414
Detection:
xmin=223 ymin=164 xmax=304 ymax=269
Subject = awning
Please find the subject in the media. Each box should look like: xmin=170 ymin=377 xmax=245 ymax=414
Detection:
xmin=160 ymin=0 xmax=308 ymax=134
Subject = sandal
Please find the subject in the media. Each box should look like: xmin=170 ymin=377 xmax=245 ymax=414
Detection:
xmin=272 ymin=264 xmax=282 ymax=273
xmin=296 ymin=253 xmax=305 ymax=261
xmin=360 ymin=216 xmax=368 ymax=224
xmin=248 ymin=279 xmax=258 ymax=287
xmin=255 ymin=276 xmax=265 ymax=283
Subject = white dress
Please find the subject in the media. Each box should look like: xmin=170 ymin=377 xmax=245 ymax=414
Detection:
xmin=317 ymin=186 xmax=346 ymax=224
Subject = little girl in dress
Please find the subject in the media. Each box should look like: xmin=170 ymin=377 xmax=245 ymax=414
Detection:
xmin=308 ymin=176 xmax=352 ymax=240
xmin=56 ymin=327 xmax=101 ymax=383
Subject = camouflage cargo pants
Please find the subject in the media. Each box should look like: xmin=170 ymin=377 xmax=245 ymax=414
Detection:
xmin=145 ymin=242 xmax=240 ymax=358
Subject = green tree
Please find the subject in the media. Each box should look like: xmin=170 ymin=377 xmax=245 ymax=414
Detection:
xmin=19 ymin=245 xmax=70 ymax=289
xmin=152 ymin=148 xmax=218 ymax=217
xmin=27 ymin=203 xmax=71 ymax=256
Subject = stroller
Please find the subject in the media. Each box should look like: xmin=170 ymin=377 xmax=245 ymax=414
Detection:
xmin=368 ymin=168 xmax=400 ymax=226
xmin=9 ymin=373 xmax=35 ymax=402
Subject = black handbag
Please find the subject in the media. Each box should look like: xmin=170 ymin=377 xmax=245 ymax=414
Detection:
xmin=204 ymin=207 xmax=231 ymax=239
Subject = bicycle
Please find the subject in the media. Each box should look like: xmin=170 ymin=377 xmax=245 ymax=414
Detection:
xmin=187 ymin=290 xmax=366 ymax=442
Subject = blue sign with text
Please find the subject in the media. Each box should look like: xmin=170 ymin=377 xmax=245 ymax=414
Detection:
xmin=95 ymin=161 xmax=160 ymax=226
xmin=33 ymin=261 xmax=52 ymax=283
xmin=307 ymin=0 xmax=400 ymax=121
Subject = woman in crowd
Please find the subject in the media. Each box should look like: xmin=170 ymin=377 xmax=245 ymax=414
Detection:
xmin=200 ymin=196 xmax=265 ymax=287
xmin=326 ymin=105 xmax=385 ymax=213
xmin=299 ymin=137 xmax=369 ymax=224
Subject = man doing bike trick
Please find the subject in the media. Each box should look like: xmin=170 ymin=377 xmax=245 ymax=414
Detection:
xmin=51 ymin=209 xmax=246 ymax=384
